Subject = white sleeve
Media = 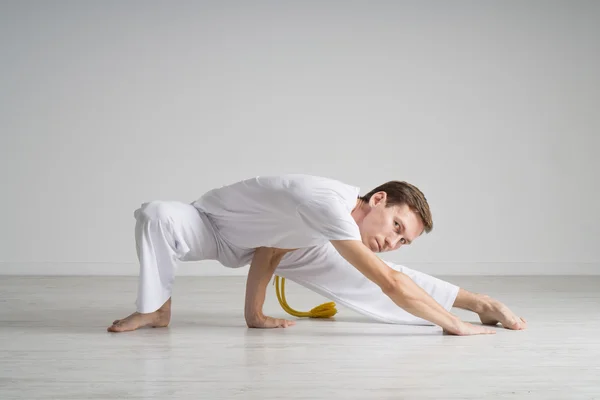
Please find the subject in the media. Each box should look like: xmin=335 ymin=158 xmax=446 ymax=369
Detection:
xmin=296 ymin=198 xmax=361 ymax=241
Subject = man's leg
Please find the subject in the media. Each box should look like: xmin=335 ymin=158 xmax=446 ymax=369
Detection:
xmin=276 ymin=243 xmax=526 ymax=329
xmin=453 ymin=287 xmax=527 ymax=330
xmin=108 ymin=201 xmax=220 ymax=332
xmin=276 ymin=244 xmax=459 ymax=325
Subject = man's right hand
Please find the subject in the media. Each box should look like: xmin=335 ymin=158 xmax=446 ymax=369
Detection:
xmin=443 ymin=321 xmax=496 ymax=336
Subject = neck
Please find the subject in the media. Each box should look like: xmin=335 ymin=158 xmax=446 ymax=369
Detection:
xmin=351 ymin=198 xmax=368 ymax=223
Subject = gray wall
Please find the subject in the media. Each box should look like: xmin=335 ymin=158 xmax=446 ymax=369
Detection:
xmin=1 ymin=1 xmax=598 ymax=276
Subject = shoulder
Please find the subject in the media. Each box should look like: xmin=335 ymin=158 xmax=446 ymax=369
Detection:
xmin=296 ymin=197 xmax=360 ymax=240
xmin=281 ymin=174 xmax=360 ymax=205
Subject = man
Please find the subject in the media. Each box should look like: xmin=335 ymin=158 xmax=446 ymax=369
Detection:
xmin=108 ymin=174 xmax=526 ymax=335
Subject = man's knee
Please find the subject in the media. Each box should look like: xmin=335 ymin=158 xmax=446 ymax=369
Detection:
xmin=134 ymin=201 xmax=174 ymax=223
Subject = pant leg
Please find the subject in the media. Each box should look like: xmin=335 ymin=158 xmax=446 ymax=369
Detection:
xmin=133 ymin=200 xmax=221 ymax=313
xmin=275 ymin=243 xmax=460 ymax=325
xmin=134 ymin=201 xmax=254 ymax=313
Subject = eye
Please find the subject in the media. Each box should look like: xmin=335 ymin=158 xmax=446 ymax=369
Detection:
xmin=394 ymin=221 xmax=402 ymax=234
xmin=400 ymin=238 xmax=406 ymax=244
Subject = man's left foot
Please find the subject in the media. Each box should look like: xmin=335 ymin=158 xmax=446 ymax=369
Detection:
xmin=478 ymin=296 xmax=527 ymax=330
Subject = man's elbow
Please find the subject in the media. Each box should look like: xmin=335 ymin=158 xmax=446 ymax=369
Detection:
xmin=380 ymin=271 xmax=412 ymax=299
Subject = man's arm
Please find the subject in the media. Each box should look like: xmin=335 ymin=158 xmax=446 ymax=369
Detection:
xmin=330 ymin=240 xmax=496 ymax=335
xmin=244 ymin=247 xmax=296 ymax=328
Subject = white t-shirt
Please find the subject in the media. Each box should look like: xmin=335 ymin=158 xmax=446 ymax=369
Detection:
xmin=192 ymin=174 xmax=361 ymax=250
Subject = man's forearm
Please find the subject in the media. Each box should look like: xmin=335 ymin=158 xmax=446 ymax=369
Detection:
xmin=384 ymin=271 xmax=461 ymax=331
xmin=330 ymin=239 xmax=462 ymax=332
xmin=244 ymin=247 xmax=289 ymax=324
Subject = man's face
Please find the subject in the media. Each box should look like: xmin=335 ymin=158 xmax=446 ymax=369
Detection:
xmin=357 ymin=192 xmax=425 ymax=253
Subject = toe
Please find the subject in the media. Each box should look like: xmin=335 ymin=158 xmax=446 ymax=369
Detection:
xmin=520 ymin=317 xmax=527 ymax=328
xmin=512 ymin=321 xmax=522 ymax=329
xmin=502 ymin=320 xmax=516 ymax=329
xmin=108 ymin=324 xmax=127 ymax=332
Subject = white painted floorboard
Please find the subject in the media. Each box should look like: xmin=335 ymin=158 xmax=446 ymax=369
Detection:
xmin=1 ymin=275 xmax=599 ymax=399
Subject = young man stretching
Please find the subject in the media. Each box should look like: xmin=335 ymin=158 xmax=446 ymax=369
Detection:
xmin=108 ymin=174 xmax=526 ymax=335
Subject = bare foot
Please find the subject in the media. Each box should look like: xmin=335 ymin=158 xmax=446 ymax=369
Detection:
xmin=478 ymin=296 xmax=527 ymax=330
xmin=107 ymin=298 xmax=171 ymax=333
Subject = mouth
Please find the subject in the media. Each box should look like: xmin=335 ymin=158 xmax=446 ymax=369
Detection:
xmin=375 ymin=239 xmax=381 ymax=252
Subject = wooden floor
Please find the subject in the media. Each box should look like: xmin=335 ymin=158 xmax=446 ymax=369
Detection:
xmin=1 ymin=275 xmax=599 ymax=399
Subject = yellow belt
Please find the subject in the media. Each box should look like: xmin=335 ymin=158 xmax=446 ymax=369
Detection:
xmin=274 ymin=275 xmax=337 ymax=318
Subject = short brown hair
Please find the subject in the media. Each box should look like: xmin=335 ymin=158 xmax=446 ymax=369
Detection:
xmin=359 ymin=181 xmax=433 ymax=233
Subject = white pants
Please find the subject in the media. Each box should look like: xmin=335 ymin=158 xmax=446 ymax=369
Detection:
xmin=133 ymin=200 xmax=460 ymax=325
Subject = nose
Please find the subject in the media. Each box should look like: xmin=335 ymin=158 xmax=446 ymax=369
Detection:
xmin=385 ymin=237 xmax=398 ymax=250
xmin=386 ymin=237 xmax=403 ymax=250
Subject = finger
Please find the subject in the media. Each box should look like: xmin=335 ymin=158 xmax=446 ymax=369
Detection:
xmin=273 ymin=319 xmax=287 ymax=328
xmin=260 ymin=318 xmax=278 ymax=328
xmin=274 ymin=319 xmax=288 ymax=328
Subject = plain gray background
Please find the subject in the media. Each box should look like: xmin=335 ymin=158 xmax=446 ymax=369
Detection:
xmin=1 ymin=1 xmax=598 ymax=276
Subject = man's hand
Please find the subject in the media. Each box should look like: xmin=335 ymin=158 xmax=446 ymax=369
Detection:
xmin=330 ymin=239 xmax=496 ymax=336
xmin=244 ymin=246 xmax=296 ymax=329
xmin=246 ymin=315 xmax=296 ymax=329
xmin=443 ymin=321 xmax=496 ymax=336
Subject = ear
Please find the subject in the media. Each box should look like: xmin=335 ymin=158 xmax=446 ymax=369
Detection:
xmin=370 ymin=191 xmax=387 ymax=207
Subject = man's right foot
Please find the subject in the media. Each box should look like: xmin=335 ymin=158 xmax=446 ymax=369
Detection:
xmin=107 ymin=299 xmax=171 ymax=333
